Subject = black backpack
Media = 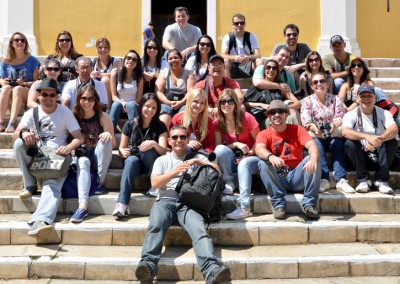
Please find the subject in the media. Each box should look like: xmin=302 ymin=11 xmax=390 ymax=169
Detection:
xmin=228 ymin=31 xmax=253 ymax=55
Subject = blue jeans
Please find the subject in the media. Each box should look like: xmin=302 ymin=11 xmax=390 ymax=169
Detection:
xmin=76 ymin=140 xmax=113 ymax=204
xmin=333 ymin=78 xmax=345 ymax=94
xmin=13 ymin=138 xmax=67 ymax=225
xmin=110 ymin=101 xmax=138 ymax=129
xmin=314 ymin=137 xmax=347 ymax=182
xmin=258 ymin=156 xmax=320 ymax=209
xmin=117 ymin=148 xmax=159 ymax=205
xmin=160 ymin=103 xmax=186 ymax=117
xmin=140 ymin=198 xmax=220 ymax=279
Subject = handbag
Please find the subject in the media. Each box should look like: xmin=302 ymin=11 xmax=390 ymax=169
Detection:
xmin=61 ymin=164 xmax=101 ymax=198
xmin=28 ymin=107 xmax=72 ymax=179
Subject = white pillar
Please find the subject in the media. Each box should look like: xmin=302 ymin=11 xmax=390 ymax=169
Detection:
xmin=142 ymin=1 xmax=152 ymax=48
xmin=318 ymin=0 xmax=360 ymax=56
xmin=0 ymin=0 xmax=37 ymax=56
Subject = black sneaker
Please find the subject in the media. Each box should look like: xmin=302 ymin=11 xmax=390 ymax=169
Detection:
xmin=273 ymin=207 xmax=287 ymax=220
xmin=135 ymin=261 xmax=155 ymax=284
xmin=304 ymin=206 xmax=319 ymax=220
xmin=206 ymin=265 xmax=231 ymax=284
xmin=19 ymin=185 xmax=38 ymax=198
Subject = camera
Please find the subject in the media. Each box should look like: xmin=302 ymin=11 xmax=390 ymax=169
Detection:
xmin=232 ymin=147 xmax=244 ymax=159
xmin=196 ymin=149 xmax=216 ymax=162
xmin=75 ymin=144 xmax=91 ymax=157
xmin=130 ymin=146 xmax=140 ymax=156
xmin=367 ymin=150 xmax=378 ymax=163
xmin=25 ymin=144 xmax=39 ymax=157
xmin=9 ymin=68 xmax=18 ymax=87
xmin=276 ymin=166 xmax=289 ymax=178
xmin=317 ymin=121 xmax=331 ymax=139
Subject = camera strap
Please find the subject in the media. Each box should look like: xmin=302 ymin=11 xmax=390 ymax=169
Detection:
xmin=357 ymin=107 xmax=378 ymax=135
xmin=33 ymin=107 xmax=44 ymax=147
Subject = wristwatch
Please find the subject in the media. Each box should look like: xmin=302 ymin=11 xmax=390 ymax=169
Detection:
xmin=267 ymin=153 xmax=274 ymax=162
xmin=19 ymin=128 xmax=30 ymax=139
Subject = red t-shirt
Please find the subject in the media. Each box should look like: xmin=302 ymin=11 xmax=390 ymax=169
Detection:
xmin=194 ymin=76 xmax=240 ymax=108
xmin=213 ymin=112 xmax=259 ymax=149
xmin=170 ymin=112 xmax=216 ymax=152
xmin=255 ymin=124 xmax=312 ymax=169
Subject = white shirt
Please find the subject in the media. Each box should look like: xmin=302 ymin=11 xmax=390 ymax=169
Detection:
xmin=62 ymin=78 xmax=108 ymax=110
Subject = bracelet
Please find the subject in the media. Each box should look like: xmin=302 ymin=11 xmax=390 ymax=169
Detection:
xmin=267 ymin=153 xmax=274 ymax=162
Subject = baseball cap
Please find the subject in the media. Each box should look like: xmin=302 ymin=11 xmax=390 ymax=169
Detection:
xmin=209 ymin=54 xmax=224 ymax=64
xmin=266 ymin=100 xmax=289 ymax=115
xmin=357 ymin=85 xmax=375 ymax=96
xmin=37 ymin=78 xmax=61 ymax=94
xmin=330 ymin=35 xmax=345 ymax=46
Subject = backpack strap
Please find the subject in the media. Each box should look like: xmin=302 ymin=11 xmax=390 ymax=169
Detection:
xmin=243 ymin=31 xmax=253 ymax=55
xmin=228 ymin=32 xmax=235 ymax=54
xmin=33 ymin=106 xmax=40 ymax=137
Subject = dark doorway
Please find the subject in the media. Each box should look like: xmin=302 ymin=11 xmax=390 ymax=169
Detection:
xmin=151 ymin=0 xmax=207 ymax=41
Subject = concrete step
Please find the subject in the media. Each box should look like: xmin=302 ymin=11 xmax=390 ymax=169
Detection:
xmin=370 ymin=67 xmax=400 ymax=78
xmin=367 ymin=58 xmax=400 ymax=68
xmin=372 ymin=78 xmax=400 ymax=90
xmin=1 ymin=242 xmax=400 ymax=280
xmin=1 ymin=188 xmax=399 ymax=215
xmin=1 ymin=213 xmax=400 ymax=246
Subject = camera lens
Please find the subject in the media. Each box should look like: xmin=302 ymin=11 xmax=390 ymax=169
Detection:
xmin=233 ymin=148 xmax=243 ymax=159
xmin=26 ymin=145 xmax=38 ymax=157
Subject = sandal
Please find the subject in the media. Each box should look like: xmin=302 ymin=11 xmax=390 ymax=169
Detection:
xmin=5 ymin=122 xmax=15 ymax=133
xmin=0 ymin=122 xmax=4 ymax=132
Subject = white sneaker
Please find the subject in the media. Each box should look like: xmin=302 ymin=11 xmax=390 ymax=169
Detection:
xmin=112 ymin=202 xmax=129 ymax=218
xmin=374 ymin=181 xmax=393 ymax=194
xmin=146 ymin=188 xmax=159 ymax=197
xmin=223 ymin=183 xmax=235 ymax=195
xmin=319 ymin=179 xmax=330 ymax=192
xmin=336 ymin=178 xmax=355 ymax=193
xmin=355 ymin=180 xmax=372 ymax=193
xmin=226 ymin=207 xmax=252 ymax=220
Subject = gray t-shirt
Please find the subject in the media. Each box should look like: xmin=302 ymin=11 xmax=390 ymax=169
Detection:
xmin=151 ymin=152 xmax=207 ymax=199
xmin=163 ymin=23 xmax=202 ymax=52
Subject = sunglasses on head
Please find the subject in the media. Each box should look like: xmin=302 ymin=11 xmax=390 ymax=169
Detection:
xmin=170 ymin=135 xmax=187 ymax=141
xmin=286 ymin=33 xmax=298 ymax=38
xmin=46 ymin=67 xmax=60 ymax=72
xmin=58 ymin=38 xmax=71 ymax=43
xmin=269 ymin=109 xmax=286 ymax=116
xmin=265 ymin=65 xmax=278 ymax=71
xmin=41 ymin=92 xmax=57 ymax=98
xmin=309 ymin=57 xmax=320 ymax=62
xmin=146 ymin=46 xmax=158 ymax=50
xmin=233 ymin=21 xmax=245 ymax=26
xmin=351 ymin=63 xmax=363 ymax=68
xmin=14 ymin=38 xmax=26 ymax=43
xmin=219 ymin=98 xmax=235 ymax=105
xmin=80 ymin=96 xmax=95 ymax=102
xmin=312 ymin=79 xmax=326 ymax=85
xmin=199 ymin=42 xmax=211 ymax=47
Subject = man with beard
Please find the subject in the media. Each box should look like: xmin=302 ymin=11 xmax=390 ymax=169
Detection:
xmin=255 ymin=100 xmax=320 ymax=220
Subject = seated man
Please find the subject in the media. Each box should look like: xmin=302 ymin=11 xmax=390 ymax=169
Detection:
xmin=12 ymin=78 xmax=83 ymax=237
xmin=322 ymin=35 xmax=353 ymax=94
xmin=61 ymin=56 xmax=108 ymax=111
xmin=342 ymin=85 xmax=398 ymax=194
xmin=221 ymin=13 xmax=262 ymax=79
xmin=135 ymin=125 xmax=231 ymax=284
xmin=255 ymin=100 xmax=320 ymax=220
xmin=194 ymin=54 xmax=244 ymax=117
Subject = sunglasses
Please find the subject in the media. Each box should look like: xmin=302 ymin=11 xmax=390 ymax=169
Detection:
xmin=312 ymin=79 xmax=326 ymax=85
xmin=219 ymin=99 xmax=235 ymax=105
xmin=309 ymin=57 xmax=320 ymax=62
xmin=41 ymin=92 xmax=57 ymax=98
xmin=351 ymin=63 xmax=363 ymax=68
xmin=146 ymin=46 xmax=158 ymax=50
xmin=80 ymin=96 xmax=95 ymax=102
xmin=265 ymin=65 xmax=278 ymax=71
xmin=46 ymin=67 xmax=60 ymax=72
xmin=126 ymin=56 xmax=138 ymax=62
xmin=14 ymin=38 xmax=26 ymax=43
xmin=199 ymin=42 xmax=212 ymax=47
xmin=233 ymin=21 xmax=245 ymax=26
xmin=170 ymin=135 xmax=187 ymax=141
xmin=58 ymin=38 xmax=71 ymax=43
xmin=286 ymin=33 xmax=298 ymax=38
xmin=269 ymin=109 xmax=286 ymax=116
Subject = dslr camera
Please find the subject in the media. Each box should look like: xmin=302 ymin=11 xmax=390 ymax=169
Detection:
xmin=366 ymin=150 xmax=378 ymax=163
xmin=232 ymin=147 xmax=244 ymax=159
xmin=317 ymin=121 xmax=331 ymax=139
xmin=25 ymin=144 xmax=39 ymax=157
xmin=195 ymin=149 xmax=216 ymax=162
xmin=75 ymin=144 xmax=91 ymax=158
xmin=9 ymin=68 xmax=19 ymax=87
xmin=276 ymin=166 xmax=289 ymax=178
xmin=130 ymin=146 xmax=140 ymax=156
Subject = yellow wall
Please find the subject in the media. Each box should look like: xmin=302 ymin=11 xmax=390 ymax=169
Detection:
xmin=33 ymin=0 xmax=143 ymax=56
xmin=357 ymin=0 xmax=400 ymax=58
xmin=216 ymin=0 xmax=321 ymax=57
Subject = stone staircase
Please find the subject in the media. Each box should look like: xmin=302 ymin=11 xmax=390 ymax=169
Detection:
xmin=0 ymin=58 xmax=400 ymax=282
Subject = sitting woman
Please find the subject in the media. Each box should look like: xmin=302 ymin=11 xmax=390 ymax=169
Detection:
xmin=109 ymin=50 xmax=144 ymax=131
xmin=301 ymin=72 xmax=354 ymax=194
xmin=112 ymin=93 xmax=168 ymax=218
xmin=244 ymin=59 xmax=300 ymax=129
xmin=214 ymin=89 xmax=260 ymax=219
xmin=299 ymin=51 xmax=333 ymax=98
xmin=70 ymin=85 xmax=115 ymax=223
xmin=156 ymin=48 xmax=195 ymax=128
xmin=171 ymin=88 xmax=215 ymax=153
xmin=90 ymin=38 xmax=121 ymax=111
xmin=0 ymin=32 xmax=40 ymax=132
xmin=47 ymin=31 xmax=83 ymax=82
xmin=184 ymin=35 xmax=217 ymax=82
xmin=27 ymin=58 xmax=64 ymax=108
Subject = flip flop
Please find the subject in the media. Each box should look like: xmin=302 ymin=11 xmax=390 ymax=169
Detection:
xmin=5 ymin=122 xmax=15 ymax=133
xmin=0 ymin=122 xmax=4 ymax=132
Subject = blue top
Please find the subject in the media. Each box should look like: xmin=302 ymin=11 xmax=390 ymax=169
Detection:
xmin=0 ymin=55 xmax=40 ymax=81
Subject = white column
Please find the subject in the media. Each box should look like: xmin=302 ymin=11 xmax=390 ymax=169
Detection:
xmin=207 ymin=0 xmax=217 ymax=44
xmin=0 ymin=0 xmax=37 ymax=56
xmin=142 ymin=0 xmax=152 ymax=48
xmin=318 ymin=0 xmax=360 ymax=56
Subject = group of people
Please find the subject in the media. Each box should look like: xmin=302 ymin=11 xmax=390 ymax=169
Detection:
xmin=2 ymin=6 xmax=399 ymax=284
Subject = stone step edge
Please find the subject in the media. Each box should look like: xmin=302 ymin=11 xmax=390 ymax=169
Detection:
xmin=1 ymin=250 xmax=400 ymax=280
